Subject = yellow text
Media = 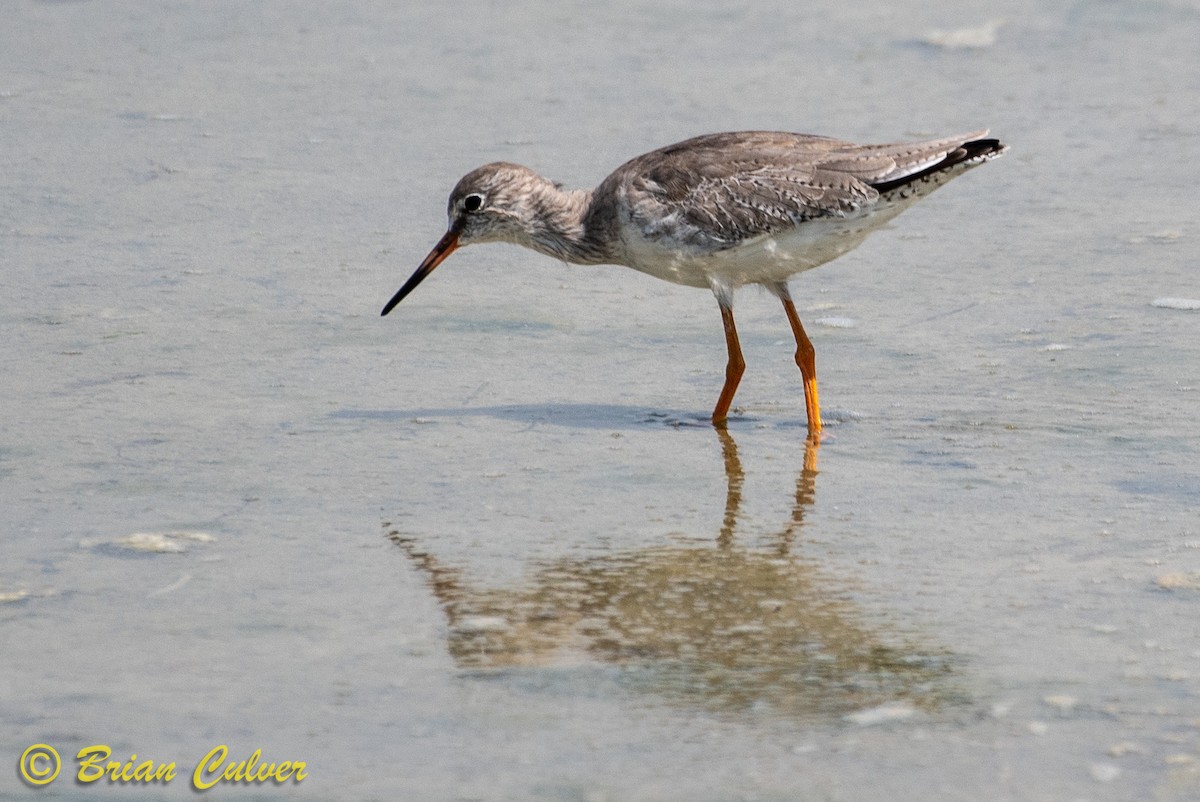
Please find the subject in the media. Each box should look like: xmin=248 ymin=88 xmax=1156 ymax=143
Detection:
xmin=75 ymin=745 xmax=177 ymax=784
xmin=191 ymin=745 xmax=308 ymax=790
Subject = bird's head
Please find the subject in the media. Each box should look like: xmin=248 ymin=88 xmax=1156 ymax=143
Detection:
xmin=380 ymin=163 xmax=552 ymax=316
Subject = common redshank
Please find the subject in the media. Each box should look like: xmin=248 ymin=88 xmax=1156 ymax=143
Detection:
xmin=382 ymin=129 xmax=1007 ymax=441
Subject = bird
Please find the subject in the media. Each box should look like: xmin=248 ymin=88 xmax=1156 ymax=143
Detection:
xmin=381 ymin=129 xmax=1007 ymax=442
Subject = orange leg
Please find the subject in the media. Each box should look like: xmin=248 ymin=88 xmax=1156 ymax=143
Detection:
xmin=781 ymin=297 xmax=822 ymax=442
xmin=711 ymin=302 xmax=745 ymax=427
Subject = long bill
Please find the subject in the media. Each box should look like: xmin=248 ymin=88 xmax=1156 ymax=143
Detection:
xmin=380 ymin=229 xmax=460 ymax=316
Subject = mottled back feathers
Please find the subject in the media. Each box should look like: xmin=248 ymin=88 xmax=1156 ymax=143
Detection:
xmin=600 ymin=130 xmax=1005 ymax=249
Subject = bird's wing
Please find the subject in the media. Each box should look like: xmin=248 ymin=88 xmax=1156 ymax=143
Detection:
xmin=622 ymin=130 xmax=990 ymax=247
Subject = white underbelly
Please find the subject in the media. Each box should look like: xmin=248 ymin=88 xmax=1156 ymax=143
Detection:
xmin=617 ymin=203 xmax=911 ymax=291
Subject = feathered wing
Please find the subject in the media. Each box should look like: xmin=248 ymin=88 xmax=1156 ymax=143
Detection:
xmin=618 ymin=130 xmax=999 ymax=249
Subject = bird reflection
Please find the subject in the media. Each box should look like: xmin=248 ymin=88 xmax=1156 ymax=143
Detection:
xmin=386 ymin=430 xmax=959 ymax=720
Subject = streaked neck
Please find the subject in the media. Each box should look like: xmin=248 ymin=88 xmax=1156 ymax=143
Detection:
xmin=518 ymin=181 xmax=611 ymax=265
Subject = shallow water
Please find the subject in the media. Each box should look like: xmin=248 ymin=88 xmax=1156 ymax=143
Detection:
xmin=3 ymin=1 xmax=1199 ymax=799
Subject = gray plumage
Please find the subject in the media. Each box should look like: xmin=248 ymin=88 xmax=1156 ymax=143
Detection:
xmin=383 ymin=128 xmax=1008 ymax=437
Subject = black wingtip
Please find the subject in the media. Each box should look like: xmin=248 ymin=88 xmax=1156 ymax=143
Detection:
xmin=871 ymin=136 xmax=1007 ymax=194
xmin=960 ymin=137 xmax=1007 ymax=160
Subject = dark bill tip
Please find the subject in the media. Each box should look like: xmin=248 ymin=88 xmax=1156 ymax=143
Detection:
xmin=380 ymin=230 xmax=460 ymax=316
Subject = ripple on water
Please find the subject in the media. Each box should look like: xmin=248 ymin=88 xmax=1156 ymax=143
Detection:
xmin=1151 ymin=297 xmax=1200 ymax=311
xmin=80 ymin=530 xmax=216 ymax=556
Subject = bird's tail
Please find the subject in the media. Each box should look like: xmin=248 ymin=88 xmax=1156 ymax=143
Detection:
xmin=872 ymin=133 xmax=1008 ymax=195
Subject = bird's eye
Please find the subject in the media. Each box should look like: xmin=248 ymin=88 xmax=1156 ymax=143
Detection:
xmin=462 ymin=194 xmax=484 ymax=212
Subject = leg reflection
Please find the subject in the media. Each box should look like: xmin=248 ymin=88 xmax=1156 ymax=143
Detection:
xmin=715 ymin=427 xmax=818 ymax=554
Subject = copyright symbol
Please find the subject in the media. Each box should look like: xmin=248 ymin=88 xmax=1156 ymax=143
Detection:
xmin=19 ymin=744 xmax=61 ymax=786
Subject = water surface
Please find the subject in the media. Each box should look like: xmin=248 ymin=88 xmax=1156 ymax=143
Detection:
xmin=3 ymin=1 xmax=1199 ymax=799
